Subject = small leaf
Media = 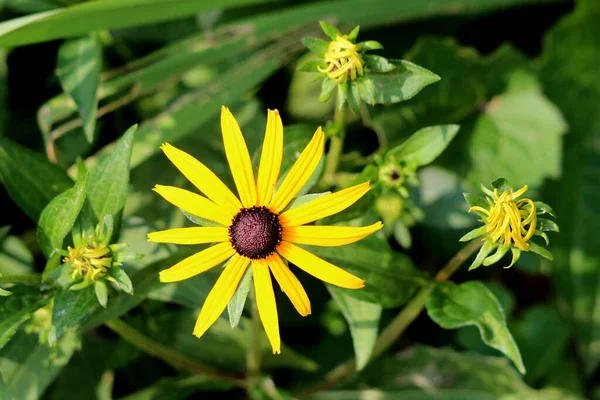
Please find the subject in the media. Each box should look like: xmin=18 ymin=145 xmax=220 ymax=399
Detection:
xmin=319 ymin=20 xmax=341 ymax=40
xmin=94 ymin=281 xmax=108 ymax=308
xmin=301 ymin=37 xmax=329 ymax=56
xmin=320 ymin=78 xmax=336 ymax=102
xmin=56 ymin=33 xmax=102 ymax=143
xmin=227 ymin=265 xmax=253 ymax=328
xmin=386 ymin=125 xmax=460 ymax=166
xmin=538 ymin=218 xmax=559 ymax=232
xmin=328 ymin=286 xmax=381 ymax=370
xmin=87 ymin=125 xmax=136 ymax=225
xmin=426 ymin=281 xmax=526 ymax=374
xmin=535 ymin=201 xmax=556 ymax=218
xmin=534 ymin=230 xmax=550 ymax=246
xmin=0 ymin=137 xmax=72 ymax=221
xmin=463 ymin=193 xmax=489 ymax=214
xmin=364 ymin=55 xmax=395 ymax=73
xmin=483 ymin=244 xmax=509 ymax=266
xmin=109 ymin=267 xmax=133 ymax=294
xmin=528 ymin=241 xmax=554 ymax=261
xmin=468 ymin=240 xmax=494 ymax=271
xmin=347 ymin=81 xmax=360 ymax=113
xmin=358 ymin=59 xmax=440 ymax=105
xmin=491 ymin=178 xmax=512 ymax=193
xmin=49 ymin=286 xmax=97 ymax=344
xmin=507 ymin=247 xmax=521 ymax=269
xmin=37 ymin=172 xmax=88 ymax=258
xmin=359 ymin=40 xmax=384 ymax=51
xmin=347 ymin=25 xmax=360 ymax=41
xmin=459 ymin=226 xmax=487 ymax=242
xmin=297 ymin=59 xmax=324 ymax=72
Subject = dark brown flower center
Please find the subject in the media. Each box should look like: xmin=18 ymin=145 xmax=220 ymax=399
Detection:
xmin=229 ymin=206 xmax=282 ymax=260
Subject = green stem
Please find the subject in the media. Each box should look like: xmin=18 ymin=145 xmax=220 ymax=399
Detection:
xmin=0 ymin=273 xmax=43 ymax=284
xmin=297 ymin=241 xmax=482 ymax=397
xmin=247 ymin=292 xmax=262 ymax=382
xmin=319 ymin=100 xmax=346 ymax=189
xmin=105 ymin=318 xmax=244 ymax=388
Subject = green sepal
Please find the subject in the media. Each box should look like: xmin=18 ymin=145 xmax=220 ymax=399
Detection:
xmin=54 ymin=262 xmax=74 ymax=288
xmin=69 ymin=278 xmax=92 ymax=291
xmin=528 ymin=241 xmax=554 ymax=261
xmin=298 ymin=59 xmax=325 ymax=72
xmin=483 ymin=244 xmax=509 ymax=266
xmin=534 ymin=230 xmax=550 ymax=246
xmin=491 ymin=178 xmax=511 ymax=194
xmin=538 ymin=218 xmax=559 ymax=232
xmin=347 ymin=25 xmax=360 ymax=41
xmin=336 ymin=82 xmax=348 ymax=110
xmin=364 ymin=55 xmax=395 ymax=73
xmin=320 ymin=78 xmax=336 ymax=102
xmin=506 ymin=248 xmax=521 ymax=268
xmin=95 ymin=214 xmax=114 ymax=247
xmin=463 ymin=193 xmax=489 ymax=217
xmin=358 ymin=40 xmax=384 ymax=51
xmin=94 ymin=280 xmax=108 ymax=308
xmin=319 ymin=20 xmax=341 ymax=40
xmin=459 ymin=226 xmax=487 ymax=242
xmin=301 ymin=37 xmax=329 ymax=56
xmin=468 ymin=241 xmax=495 ymax=271
xmin=72 ymin=212 xmax=95 ymax=248
xmin=108 ymin=267 xmax=133 ymax=294
xmin=535 ymin=201 xmax=556 ymax=218
xmin=347 ymin=82 xmax=360 ymax=113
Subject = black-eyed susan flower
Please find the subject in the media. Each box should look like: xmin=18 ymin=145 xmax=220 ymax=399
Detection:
xmin=461 ymin=179 xmax=558 ymax=270
xmin=148 ymin=106 xmax=382 ymax=353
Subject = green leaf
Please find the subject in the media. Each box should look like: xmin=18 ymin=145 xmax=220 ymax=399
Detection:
xmin=227 ymin=265 xmax=253 ymax=329
xmin=359 ymin=40 xmax=384 ymax=51
xmin=459 ymin=226 xmax=486 ymax=242
xmin=0 ymin=286 xmax=51 ymax=350
xmin=357 ymin=59 xmax=440 ymax=105
xmin=363 ymin=55 xmax=394 ymax=73
xmin=37 ymin=172 xmax=88 ymax=258
xmin=109 ymin=267 xmax=133 ymax=294
xmin=538 ymin=218 xmax=559 ymax=232
xmin=539 ymin=0 xmax=600 ymax=374
xmin=320 ymin=78 xmax=336 ymax=103
xmin=49 ymin=286 xmax=97 ymax=344
xmin=0 ymin=0 xmax=272 ymax=47
xmin=386 ymin=125 xmax=460 ymax=166
xmin=319 ymin=20 xmax=341 ymax=40
xmin=302 ymin=37 xmax=329 ymax=55
xmin=286 ymin=192 xmax=330 ymax=211
xmin=94 ymin=281 xmax=108 ymax=308
xmin=0 ymin=137 xmax=72 ymax=221
xmin=0 ymin=330 xmax=79 ymax=400
xmin=535 ymin=201 xmax=556 ymax=218
xmin=56 ymin=33 xmax=101 ymax=143
xmin=467 ymin=72 xmax=567 ymax=187
xmin=426 ymin=281 xmax=525 ymax=373
xmin=328 ymin=286 xmax=381 ymax=371
xmin=87 ymin=125 xmax=136 ymax=224
xmin=306 ymin=235 xmax=428 ymax=308
xmin=528 ymin=241 xmax=554 ymax=261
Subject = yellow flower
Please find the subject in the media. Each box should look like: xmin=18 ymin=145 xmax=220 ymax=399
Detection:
xmin=317 ymin=35 xmax=364 ymax=82
xmin=468 ymin=185 xmax=536 ymax=251
xmin=64 ymin=244 xmax=113 ymax=282
xmin=148 ymin=106 xmax=382 ymax=353
xmin=461 ymin=180 xmax=558 ymax=270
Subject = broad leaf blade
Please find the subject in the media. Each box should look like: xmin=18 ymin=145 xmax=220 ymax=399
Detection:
xmin=387 ymin=125 xmax=460 ymax=166
xmin=49 ymin=286 xmax=97 ymax=344
xmin=328 ymin=286 xmax=381 ymax=370
xmin=0 ymin=286 xmax=51 ymax=350
xmin=37 ymin=172 xmax=88 ymax=258
xmin=426 ymin=281 xmax=525 ymax=373
xmin=87 ymin=125 xmax=136 ymax=224
xmin=56 ymin=33 xmax=101 ymax=143
xmin=0 ymin=138 xmax=72 ymax=221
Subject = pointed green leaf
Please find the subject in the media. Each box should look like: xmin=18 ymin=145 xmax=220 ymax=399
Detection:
xmin=359 ymin=40 xmax=384 ymax=51
xmin=94 ymin=281 xmax=108 ymax=308
xmin=49 ymin=286 xmax=97 ymax=344
xmin=347 ymin=25 xmax=360 ymax=41
xmin=491 ymin=178 xmax=512 ymax=193
xmin=227 ymin=266 xmax=253 ymax=329
xmin=56 ymin=33 xmax=101 ymax=143
xmin=483 ymin=244 xmax=509 ymax=266
xmin=534 ymin=230 xmax=550 ymax=246
xmin=328 ymin=286 xmax=381 ymax=370
xmin=0 ymin=286 xmax=51 ymax=350
xmin=301 ymin=37 xmax=329 ymax=56
xmin=364 ymin=54 xmax=394 ymax=73
xmin=528 ymin=241 xmax=554 ymax=261
xmin=320 ymin=77 xmax=336 ymax=103
xmin=358 ymin=59 xmax=440 ymax=105
xmin=37 ymin=172 xmax=88 ymax=258
xmin=87 ymin=125 xmax=136 ymax=224
xmin=426 ymin=281 xmax=525 ymax=374
xmin=535 ymin=201 xmax=556 ymax=218
xmin=298 ymin=59 xmax=325 ymax=73
xmin=507 ymin=247 xmax=521 ymax=269
xmin=0 ymin=138 xmax=72 ymax=221
xmin=387 ymin=125 xmax=460 ymax=166
xmin=108 ymin=267 xmax=133 ymax=294
xmin=463 ymin=193 xmax=489 ymax=214
xmin=468 ymin=240 xmax=494 ymax=271
xmin=319 ymin=20 xmax=341 ymax=40
xmin=459 ymin=226 xmax=487 ymax=242
xmin=538 ymin=218 xmax=559 ymax=232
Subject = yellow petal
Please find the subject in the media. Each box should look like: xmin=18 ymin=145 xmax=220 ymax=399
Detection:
xmin=193 ymin=254 xmax=250 ymax=338
xmin=153 ymin=185 xmax=234 ymax=226
xmin=159 ymin=242 xmax=235 ymax=283
xmin=160 ymin=143 xmax=241 ymax=215
xmin=269 ymin=127 xmax=324 ymax=213
xmin=221 ymin=106 xmax=257 ymax=208
xmin=253 ymin=259 xmax=281 ymax=354
xmin=267 ymin=253 xmax=311 ymax=316
xmin=283 ymin=222 xmax=383 ymax=247
xmin=148 ymin=227 xmax=229 ymax=245
xmin=277 ymin=241 xmax=364 ymax=289
xmin=256 ymin=110 xmax=283 ymax=205
xmin=279 ymin=182 xmax=370 ymax=227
